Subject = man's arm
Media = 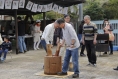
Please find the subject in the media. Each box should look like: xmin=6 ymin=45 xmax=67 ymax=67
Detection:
xmin=82 ymin=25 xmax=85 ymax=45
xmin=45 ymin=26 xmax=52 ymax=44
xmin=93 ymin=24 xmax=98 ymax=44
xmin=68 ymin=25 xmax=76 ymax=45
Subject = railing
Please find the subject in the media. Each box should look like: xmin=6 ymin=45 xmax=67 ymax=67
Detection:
xmin=92 ymin=20 xmax=118 ymax=46
xmin=74 ymin=20 xmax=118 ymax=46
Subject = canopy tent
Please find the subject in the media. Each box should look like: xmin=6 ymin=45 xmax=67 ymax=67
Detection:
xmin=0 ymin=0 xmax=85 ymax=15
xmin=0 ymin=0 xmax=85 ymax=54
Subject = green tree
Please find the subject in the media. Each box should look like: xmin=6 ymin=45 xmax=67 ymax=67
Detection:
xmin=102 ymin=0 xmax=118 ymax=19
xmin=84 ymin=1 xmax=105 ymax=20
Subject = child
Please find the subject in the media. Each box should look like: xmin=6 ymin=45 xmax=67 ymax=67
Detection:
xmin=0 ymin=36 xmax=12 ymax=62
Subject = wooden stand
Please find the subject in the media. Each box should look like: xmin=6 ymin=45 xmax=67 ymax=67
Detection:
xmin=44 ymin=56 xmax=62 ymax=75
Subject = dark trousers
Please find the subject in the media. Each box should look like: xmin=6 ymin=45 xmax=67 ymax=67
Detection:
xmin=80 ymin=43 xmax=85 ymax=54
xmin=105 ymin=41 xmax=113 ymax=54
xmin=85 ymin=40 xmax=97 ymax=64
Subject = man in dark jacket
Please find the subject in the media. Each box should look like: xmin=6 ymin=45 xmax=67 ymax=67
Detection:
xmin=17 ymin=16 xmax=27 ymax=53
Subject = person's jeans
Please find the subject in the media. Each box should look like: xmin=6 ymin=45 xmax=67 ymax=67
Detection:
xmin=78 ymin=34 xmax=85 ymax=54
xmin=40 ymin=39 xmax=47 ymax=52
xmin=78 ymin=34 xmax=82 ymax=41
xmin=18 ymin=36 xmax=27 ymax=52
xmin=104 ymin=41 xmax=113 ymax=54
xmin=85 ymin=40 xmax=96 ymax=64
xmin=0 ymin=49 xmax=8 ymax=59
xmin=62 ymin=48 xmax=79 ymax=74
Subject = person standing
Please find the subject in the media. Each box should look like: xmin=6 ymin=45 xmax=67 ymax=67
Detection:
xmin=33 ymin=20 xmax=42 ymax=50
xmin=17 ymin=16 xmax=27 ymax=53
xmin=82 ymin=15 xmax=97 ymax=66
xmin=64 ymin=14 xmax=74 ymax=27
xmin=103 ymin=19 xmax=114 ymax=55
xmin=40 ymin=21 xmax=59 ymax=55
xmin=78 ymin=20 xmax=86 ymax=57
xmin=57 ymin=19 xmax=80 ymax=78
xmin=57 ymin=15 xmax=73 ymax=62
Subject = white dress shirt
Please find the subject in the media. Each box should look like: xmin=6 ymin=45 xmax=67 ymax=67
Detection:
xmin=41 ymin=23 xmax=55 ymax=44
xmin=62 ymin=23 xmax=80 ymax=50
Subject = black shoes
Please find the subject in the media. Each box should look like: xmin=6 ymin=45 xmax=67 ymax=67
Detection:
xmin=72 ymin=74 xmax=79 ymax=78
xmin=87 ymin=62 xmax=97 ymax=67
xmin=57 ymin=72 xmax=79 ymax=78
xmin=113 ymin=67 xmax=118 ymax=71
xmin=109 ymin=53 xmax=113 ymax=55
xmin=24 ymin=50 xmax=27 ymax=53
xmin=103 ymin=52 xmax=107 ymax=54
xmin=57 ymin=72 xmax=67 ymax=76
xmin=80 ymin=53 xmax=86 ymax=57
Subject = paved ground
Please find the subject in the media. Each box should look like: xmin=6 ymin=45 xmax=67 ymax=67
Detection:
xmin=0 ymin=47 xmax=118 ymax=79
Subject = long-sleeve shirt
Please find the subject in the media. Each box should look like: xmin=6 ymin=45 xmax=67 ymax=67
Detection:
xmin=18 ymin=21 xmax=25 ymax=36
xmin=0 ymin=41 xmax=12 ymax=50
xmin=41 ymin=23 xmax=55 ymax=44
xmin=62 ymin=23 xmax=80 ymax=50
xmin=83 ymin=22 xmax=97 ymax=40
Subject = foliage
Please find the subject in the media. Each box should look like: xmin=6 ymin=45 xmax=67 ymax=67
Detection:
xmin=102 ymin=0 xmax=118 ymax=19
xmin=33 ymin=14 xmax=43 ymax=20
xmin=83 ymin=1 xmax=105 ymax=20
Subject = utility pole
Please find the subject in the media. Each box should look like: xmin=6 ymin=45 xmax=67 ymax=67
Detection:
xmin=78 ymin=4 xmax=83 ymax=21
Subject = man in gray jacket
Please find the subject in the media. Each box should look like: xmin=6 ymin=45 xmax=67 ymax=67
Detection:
xmin=57 ymin=19 xmax=80 ymax=78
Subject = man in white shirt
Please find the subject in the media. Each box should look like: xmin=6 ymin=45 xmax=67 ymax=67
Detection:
xmin=41 ymin=21 xmax=59 ymax=56
xmin=57 ymin=19 xmax=80 ymax=78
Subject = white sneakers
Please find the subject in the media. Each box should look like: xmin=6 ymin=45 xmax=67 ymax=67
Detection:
xmin=34 ymin=47 xmax=40 ymax=50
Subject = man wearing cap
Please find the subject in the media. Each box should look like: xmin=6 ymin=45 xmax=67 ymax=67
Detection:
xmin=17 ymin=16 xmax=27 ymax=53
xmin=57 ymin=19 xmax=80 ymax=78
xmin=40 ymin=20 xmax=59 ymax=56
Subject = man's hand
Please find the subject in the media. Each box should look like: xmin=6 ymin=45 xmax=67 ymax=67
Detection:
xmin=56 ymin=37 xmax=60 ymax=44
xmin=82 ymin=40 xmax=85 ymax=45
xmin=51 ymin=44 xmax=53 ymax=48
xmin=93 ymin=39 xmax=97 ymax=45
xmin=70 ymin=45 xmax=74 ymax=48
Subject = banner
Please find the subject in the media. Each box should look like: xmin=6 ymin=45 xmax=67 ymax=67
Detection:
xmin=58 ymin=6 xmax=63 ymax=14
xmin=31 ymin=3 xmax=38 ymax=12
xmin=5 ymin=0 xmax=12 ymax=9
xmin=37 ymin=5 xmax=43 ymax=12
xmin=12 ymin=0 xmax=19 ymax=9
xmin=26 ymin=1 xmax=33 ymax=10
xmin=70 ymin=6 xmax=74 ymax=13
xmin=62 ymin=7 xmax=68 ymax=14
xmin=47 ymin=3 xmax=53 ymax=11
xmin=0 ymin=0 xmax=5 ymax=9
xmin=41 ymin=5 xmax=47 ymax=12
xmin=52 ymin=4 xmax=58 ymax=12
xmin=19 ymin=0 xmax=25 ymax=8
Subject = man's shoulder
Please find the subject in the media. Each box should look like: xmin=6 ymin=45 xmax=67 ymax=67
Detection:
xmin=46 ymin=23 xmax=53 ymax=28
xmin=90 ymin=22 xmax=96 ymax=26
xmin=65 ymin=23 xmax=73 ymax=28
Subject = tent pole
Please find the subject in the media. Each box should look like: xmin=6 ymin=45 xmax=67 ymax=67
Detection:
xmin=43 ymin=12 xmax=46 ymax=27
xmin=14 ymin=10 xmax=18 ymax=54
xmin=78 ymin=4 xmax=83 ymax=21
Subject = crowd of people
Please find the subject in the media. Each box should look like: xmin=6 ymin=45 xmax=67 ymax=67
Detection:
xmin=0 ymin=15 xmax=118 ymax=78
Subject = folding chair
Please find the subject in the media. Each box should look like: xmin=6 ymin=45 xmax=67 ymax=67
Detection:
xmin=8 ymin=50 xmax=12 ymax=59
xmin=96 ymin=34 xmax=109 ymax=56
